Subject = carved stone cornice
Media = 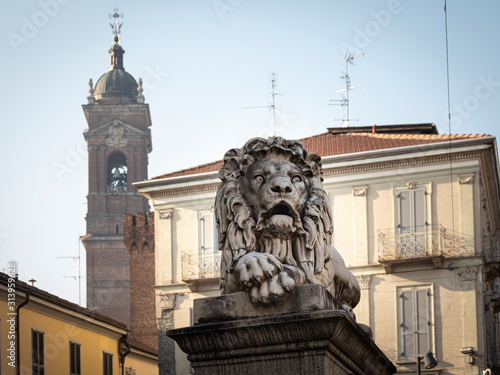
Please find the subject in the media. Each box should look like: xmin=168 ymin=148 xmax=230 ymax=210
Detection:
xmin=458 ymin=267 xmax=477 ymax=282
xmin=158 ymin=209 xmax=173 ymax=220
xmin=159 ymin=292 xmax=177 ymax=310
xmin=356 ymin=275 xmax=371 ymax=290
xmin=352 ymin=186 xmax=368 ymax=196
xmin=406 ymin=181 xmax=417 ymax=189
xmin=323 ymin=152 xmax=481 ymax=177
xmin=151 ymin=183 xmax=220 ymax=199
xmin=157 ymin=292 xmax=177 ymax=331
xmin=458 ymin=175 xmax=474 ymax=184
xmin=157 ymin=311 xmax=174 ymax=331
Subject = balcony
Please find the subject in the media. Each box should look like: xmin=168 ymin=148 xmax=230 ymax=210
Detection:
xmin=181 ymin=250 xmax=221 ymax=282
xmin=107 ymin=186 xmax=127 ymax=194
xmin=378 ymin=225 xmax=474 ymax=272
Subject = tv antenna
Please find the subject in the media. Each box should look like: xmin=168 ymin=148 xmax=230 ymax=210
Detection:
xmin=329 ymin=52 xmax=364 ymax=127
xmin=242 ymin=72 xmax=281 ymax=136
xmin=56 ymin=234 xmax=90 ymax=306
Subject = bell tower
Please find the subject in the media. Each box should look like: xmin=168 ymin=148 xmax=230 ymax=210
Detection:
xmin=82 ymin=9 xmax=152 ymax=326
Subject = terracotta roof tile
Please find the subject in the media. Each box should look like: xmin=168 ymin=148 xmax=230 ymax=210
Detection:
xmin=152 ymin=130 xmax=490 ymax=180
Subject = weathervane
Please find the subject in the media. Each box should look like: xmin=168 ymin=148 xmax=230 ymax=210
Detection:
xmin=109 ymin=8 xmax=124 ymax=44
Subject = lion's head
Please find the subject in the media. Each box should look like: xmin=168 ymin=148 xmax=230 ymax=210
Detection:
xmin=215 ymin=137 xmax=334 ymax=295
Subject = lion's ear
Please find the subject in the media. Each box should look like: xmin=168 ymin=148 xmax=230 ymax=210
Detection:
xmin=221 ymin=158 xmax=241 ymax=180
xmin=220 ymin=148 xmax=243 ymax=181
xmin=305 ymin=152 xmax=323 ymax=181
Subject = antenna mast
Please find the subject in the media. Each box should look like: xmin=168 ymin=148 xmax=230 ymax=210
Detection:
xmin=242 ymin=72 xmax=280 ymax=136
xmin=271 ymin=72 xmax=277 ymax=136
xmin=56 ymin=235 xmax=90 ymax=306
xmin=329 ymin=52 xmax=363 ymax=127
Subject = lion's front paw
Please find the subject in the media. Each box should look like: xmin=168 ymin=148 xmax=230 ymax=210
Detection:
xmin=234 ymin=252 xmax=283 ymax=289
xmin=249 ymin=271 xmax=296 ymax=305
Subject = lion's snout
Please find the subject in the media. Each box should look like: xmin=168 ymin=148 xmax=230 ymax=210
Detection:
xmin=269 ymin=175 xmax=293 ymax=195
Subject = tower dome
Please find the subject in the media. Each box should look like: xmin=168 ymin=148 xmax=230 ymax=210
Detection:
xmin=93 ymin=43 xmax=138 ymax=102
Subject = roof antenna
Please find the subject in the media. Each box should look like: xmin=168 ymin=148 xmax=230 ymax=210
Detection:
xmin=242 ymin=72 xmax=282 ymax=136
xmin=55 ymin=235 xmax=90 ymax=306
xmin=329 ymin=52 xmax=364 ymax=127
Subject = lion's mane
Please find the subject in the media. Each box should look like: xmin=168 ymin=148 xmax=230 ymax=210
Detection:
xmin=215 ymin=137 xmax=336 ymax=295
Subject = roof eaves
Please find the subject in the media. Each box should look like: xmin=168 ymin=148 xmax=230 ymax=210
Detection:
xmin=0 ymin=273 xmax=127 ymax=330
xmin=320 ymin=136 xmax=496 ymax=166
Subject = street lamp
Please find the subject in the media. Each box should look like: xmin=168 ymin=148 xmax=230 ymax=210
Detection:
xmin=417 ymin=352 xmax=437 ymax=374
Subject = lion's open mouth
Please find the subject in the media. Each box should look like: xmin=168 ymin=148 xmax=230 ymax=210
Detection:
xmin=270 ymin=203 xmax=291 ymax=217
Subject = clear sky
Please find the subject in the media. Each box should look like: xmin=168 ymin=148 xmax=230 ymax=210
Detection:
xmin=1 ymin=0 xmax=499 ymax=307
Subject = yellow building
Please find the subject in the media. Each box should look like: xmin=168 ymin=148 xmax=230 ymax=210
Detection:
xmin=136 ymin=124 xmax=500 ymax=375
xmin=0 ymin=271 xmax=158 ymax=375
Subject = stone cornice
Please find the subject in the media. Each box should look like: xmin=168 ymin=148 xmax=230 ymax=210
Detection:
xmin=146 ymin=152 xmax=481 ymax=199
xmin=150 ymin=183 xmax=219 ymax=199
xmin=324 ymin=151 xmax=481 ymax=177
xmin=140 ymin=142 xmax=493 ymax=200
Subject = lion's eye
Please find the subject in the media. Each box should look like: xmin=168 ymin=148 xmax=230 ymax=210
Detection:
xmin=292 ymin=175 xmax=302 ymax=183
xmin=254 ymin=174 xmax=264 ymax=183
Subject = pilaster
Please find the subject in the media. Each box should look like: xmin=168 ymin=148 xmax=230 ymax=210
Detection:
xmin=355 ymin=275 xmax=371 ymax=327
xmin=157 ymin=208 xmax=174 ymax=285
xmin=352 ymin=186 xmax=369 ymax=266
xmin=458 ymin=174 xmax=475 ymax=241
xmin=458 ymin=266 xmax=479 ymax=375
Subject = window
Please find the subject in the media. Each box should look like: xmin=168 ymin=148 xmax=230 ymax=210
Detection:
xmin=397 ymin=188 xmax=427 ymax=233
xmin=398 ymin=286 xmax=434 ymax=360
xmin=198 ymin=211 xmax=220 ymax=278
xmin=70 ymin=342 xmax=81 ymax=375
xmin=395 ymin=185 xmax=432 ymax=257
xmin=103 ymin=352 xmax=113 ymax=375
xmin=200 ymin=211 xmax=216 ymax=254
xmin=32 ymin=329 xmax=44 ymax=375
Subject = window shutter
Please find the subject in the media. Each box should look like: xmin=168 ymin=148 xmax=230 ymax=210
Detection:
xmin=401 ymin=290 xmax=415 ymax=358
xmin=398 ymin=190 xmax=412 ymax=233
xmin=413 ymin=189 xmax=427 ymax=230
xmin=399 ymin=288 xmax=432 ymax=360
xmin=416 ymin=289 xmax=430 ymax=356
xmin=201 ymin=212 xmax=214 ymax=253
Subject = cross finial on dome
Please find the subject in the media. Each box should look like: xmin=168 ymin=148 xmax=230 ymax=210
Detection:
xmin=109 ymin=8 xmax=124 ymax=45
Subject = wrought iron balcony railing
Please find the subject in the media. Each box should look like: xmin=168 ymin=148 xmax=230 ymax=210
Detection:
xmin=378 ymin=225 xmax=474 ymax=263
xmin=181 ymin=250 xmax=221 ymax=281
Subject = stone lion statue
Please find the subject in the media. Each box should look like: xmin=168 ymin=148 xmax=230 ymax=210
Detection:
xmin=215 ymin=137 xmax=360 ymax=309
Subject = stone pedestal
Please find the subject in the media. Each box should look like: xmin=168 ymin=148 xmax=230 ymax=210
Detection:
xmin=167 ymin=285 xmax=396 ymax=375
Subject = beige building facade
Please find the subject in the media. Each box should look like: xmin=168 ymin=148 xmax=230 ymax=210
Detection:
xmin=136 ymin=124 xmax=500 ymax=375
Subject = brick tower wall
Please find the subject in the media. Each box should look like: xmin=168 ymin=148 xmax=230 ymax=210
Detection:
xmin=124 ymin=212 xmax=157 ymax=350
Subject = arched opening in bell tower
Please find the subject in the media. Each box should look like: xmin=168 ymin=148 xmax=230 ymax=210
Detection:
xmin=107 ymin=152 xmax=127 ymax=191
